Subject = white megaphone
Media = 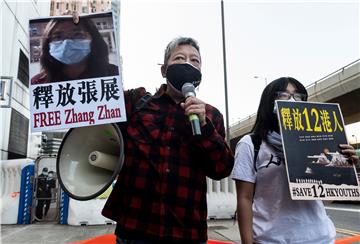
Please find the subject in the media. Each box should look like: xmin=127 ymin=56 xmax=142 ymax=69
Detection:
xmin=56 ymin=123 xmax=124 ymax=201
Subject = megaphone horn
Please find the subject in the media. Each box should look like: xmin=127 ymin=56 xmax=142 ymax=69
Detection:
xmin=56 ymin=123 xmax=124 ymax=201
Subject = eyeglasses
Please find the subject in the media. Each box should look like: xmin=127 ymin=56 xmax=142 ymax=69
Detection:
xmin=49 ymin=31 xmax=90 ymax=42
xmin=276 ymin=91 xmax=306 ymax=101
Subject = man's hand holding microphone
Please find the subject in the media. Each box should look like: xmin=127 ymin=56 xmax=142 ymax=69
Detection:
xmin=181 ymin=83 xmax=206 ymax=136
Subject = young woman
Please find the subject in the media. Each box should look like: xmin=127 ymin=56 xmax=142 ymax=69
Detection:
xmin=231 ymin=77 xmax=358 ymax=244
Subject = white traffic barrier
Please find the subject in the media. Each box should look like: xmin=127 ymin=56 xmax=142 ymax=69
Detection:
xmin=59 ymin=177 xmax=237 ymax=225
xmin=207 ymin=177 xmax=236 ymax=219
xmin=0 ymin=159 xmax=34 ymax=224
xmin=59 ymin=185 xmax=115 ymax=226
xmin=66 ymin=198 xmax=115 ymax=225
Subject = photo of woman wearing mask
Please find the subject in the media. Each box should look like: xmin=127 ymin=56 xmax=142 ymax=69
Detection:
xmin=30 ymin=15 xmax=119 ymax=84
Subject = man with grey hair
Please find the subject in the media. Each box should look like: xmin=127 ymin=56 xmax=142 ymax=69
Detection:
xmin=102 ymin=36 xmax=234 ymax=243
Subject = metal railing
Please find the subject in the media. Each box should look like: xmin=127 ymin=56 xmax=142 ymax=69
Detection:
xmin=230 ymin=112 xmax=256 ymax=128
xmin=305 ymin=59 xmax=360 ymax=89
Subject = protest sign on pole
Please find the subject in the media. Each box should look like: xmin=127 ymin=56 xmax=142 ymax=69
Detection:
xmin=276 ymin=100 xmax=360 ymax=201
xmin=29 ymin=11 xmax=125 ymax=132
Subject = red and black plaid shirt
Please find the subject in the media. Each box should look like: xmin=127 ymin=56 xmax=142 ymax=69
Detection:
xmin=102 ymin=84 xmax=234 ymax=243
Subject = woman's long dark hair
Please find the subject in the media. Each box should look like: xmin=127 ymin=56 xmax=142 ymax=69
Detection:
xmin=39 ymin=17 xmax=117 ymax=82
xmin=251 ymin=77 xmax=308 ymax=141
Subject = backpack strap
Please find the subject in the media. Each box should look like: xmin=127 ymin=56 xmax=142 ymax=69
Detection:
xmin=250 ymin=133 xmax=261 ymax=172
xmin=133 ymin=92 xmax=152 ymax=114
xmin=233 ymin=134 xmax=261 ymax=220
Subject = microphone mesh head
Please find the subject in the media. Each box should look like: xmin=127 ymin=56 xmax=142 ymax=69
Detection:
xmin=182 ymin=82 xmax=196 ymax=97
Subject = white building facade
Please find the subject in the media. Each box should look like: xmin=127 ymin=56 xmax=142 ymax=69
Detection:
xmin=1 ymin=0 xmax=51 ymax=160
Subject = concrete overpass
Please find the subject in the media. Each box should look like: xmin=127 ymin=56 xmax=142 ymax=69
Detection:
xmin=229 ymin=59 xmax=360 ymax=151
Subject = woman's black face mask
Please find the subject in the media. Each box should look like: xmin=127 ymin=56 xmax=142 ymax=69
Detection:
xmin=165 ymin=63 xmax=202 ymax=92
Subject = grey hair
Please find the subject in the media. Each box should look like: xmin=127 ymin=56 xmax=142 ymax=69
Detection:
xmin=163 ymin=37 xmax=201 ymax=67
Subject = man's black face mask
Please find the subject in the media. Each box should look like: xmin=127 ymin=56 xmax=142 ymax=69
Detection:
xmin=165 ymin=63 xmax=202 ymax=92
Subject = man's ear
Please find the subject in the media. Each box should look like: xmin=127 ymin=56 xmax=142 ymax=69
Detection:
xmin=161 ymin=65 xmax=166 ymax=78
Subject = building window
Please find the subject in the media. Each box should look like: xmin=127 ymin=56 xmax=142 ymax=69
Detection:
xmin=17 ymin=50 xmax=29 ymax=88
xmin=8 ymin=109 xmax=29 ymax=159
xmin=0 ymin=80 xmax=5 ymax=100
xmin=56 ymin=2 xmax=59 ymax=9
xmin=30 ymin=27 xmax=38 ymax=36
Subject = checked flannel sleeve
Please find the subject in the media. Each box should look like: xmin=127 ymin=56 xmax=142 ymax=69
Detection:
xmin=193 ymin=104 xmax=234 ymax=180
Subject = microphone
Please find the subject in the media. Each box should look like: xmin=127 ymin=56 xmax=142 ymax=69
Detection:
xmin=181 ymin=83 xmax=201 ymax=136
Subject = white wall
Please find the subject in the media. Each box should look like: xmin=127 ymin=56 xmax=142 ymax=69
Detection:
xmin=1 ymin=0 xmax=51 ymax=160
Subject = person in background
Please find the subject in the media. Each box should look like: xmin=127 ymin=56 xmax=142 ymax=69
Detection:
xmin=102 ymin=36 xmax=234 ymax=244
xmin=43 ymin=170 xmax=56 ymax=218
xmin=35 ymin=167 xmax=50 ymax=220
xmin=231 ymin=77 xmax=358 ymax=244
xmin=31 ymin=17 xmax=118 ymax=84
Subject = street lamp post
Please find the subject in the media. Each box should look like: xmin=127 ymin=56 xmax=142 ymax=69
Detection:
xmin=254 ymin=75 xmax=268 ymax=86
xmin=221 ymin=0 xmax=230 ymax=144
